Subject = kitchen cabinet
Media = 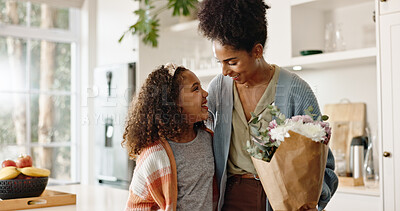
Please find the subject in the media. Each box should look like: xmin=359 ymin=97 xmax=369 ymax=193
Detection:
xmin=325 ymin=187 xmax=380 ymax=211
xmin=281 ymin=0 xmax=383 ymax=210
xmin=288 ymin=0 xmax=376 ymax=70
xmin=378 ymin=8 xmax=400 ymax=211
xmin=380 ymin=0 xmax=400 ymax=15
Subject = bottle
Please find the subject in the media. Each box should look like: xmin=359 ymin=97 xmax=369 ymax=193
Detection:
xmin=350 ymin=136 xmax=366 ymax=179
xmin=363 ymin=128 xmax=379 ymax=188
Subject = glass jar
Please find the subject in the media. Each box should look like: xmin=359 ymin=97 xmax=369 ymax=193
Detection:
xmin=363 ymin=127 xmax=379 ymax=188
xmin=334 ymin=149 xmax=346 ymax=177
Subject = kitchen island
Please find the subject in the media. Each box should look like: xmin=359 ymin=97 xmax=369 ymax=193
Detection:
xmin=23 ymin=184 xmax=129 ymax=211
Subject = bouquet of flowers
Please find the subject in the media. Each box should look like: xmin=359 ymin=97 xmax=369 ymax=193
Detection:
xmin=246 ymin=105 xmax=331 ymax=211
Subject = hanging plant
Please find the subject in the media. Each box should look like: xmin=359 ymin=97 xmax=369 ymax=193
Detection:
xmin=119 ymin=0 xmax=198 ymax=47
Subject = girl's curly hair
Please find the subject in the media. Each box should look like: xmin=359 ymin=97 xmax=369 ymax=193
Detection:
xmin=122 ymin=65 xmax=205 ymax=158
xmin=197 ymin=0 xmax=270 ymax=52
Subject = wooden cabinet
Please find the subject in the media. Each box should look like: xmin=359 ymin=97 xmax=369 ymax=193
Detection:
xmin=378 ymin=10 xmax=400 ymax=211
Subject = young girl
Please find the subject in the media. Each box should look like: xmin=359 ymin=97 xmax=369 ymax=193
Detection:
xmin=122 ymin=64 xmax=217 ymax=211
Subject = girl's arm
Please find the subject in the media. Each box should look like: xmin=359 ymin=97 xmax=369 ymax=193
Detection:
xmin=125 ymin=186 xmax=158 ymax=211
xmin=125 ymin=143 xmax=174 ymax=211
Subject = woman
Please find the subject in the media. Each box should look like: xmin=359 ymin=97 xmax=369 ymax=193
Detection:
xmin=122 ymin=64 xmax=217 ymax=210
xmin=197 ymin=0 xmax=338 ymax=210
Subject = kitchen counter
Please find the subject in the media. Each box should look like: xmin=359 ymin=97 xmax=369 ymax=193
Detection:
xmin=23 ymin=184 xmax=129 ymax=211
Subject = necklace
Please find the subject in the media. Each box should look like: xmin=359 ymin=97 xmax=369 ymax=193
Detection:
xmin=244 ymin=65 xmax=274 ymax=88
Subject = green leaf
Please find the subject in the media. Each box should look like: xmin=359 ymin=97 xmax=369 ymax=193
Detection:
xmin=168 ymin=0 xmax=197 ymax=16
xmin=250 ymin=125 xmax=260 ymax=136
xmin=304 ymin=105 xmax=318 ymax=118
xmin=253 ymin=139 xmax=268 ymax=151
xmin=120 ymin=0 xmax=199 ymax=47
xmin=261 ymin=130 xmax=269 ymax=138
xmin=322 ymin=115 xmax=329 ymax=121
xmin=118 ymin=34 xmax=126 ymax=43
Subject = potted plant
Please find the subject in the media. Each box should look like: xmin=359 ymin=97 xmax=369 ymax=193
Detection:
xmin=119 ymin=0 xmax=198 ymax=47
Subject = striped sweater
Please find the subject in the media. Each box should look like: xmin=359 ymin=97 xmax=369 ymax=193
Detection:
xmin=125 ymin=129 xmax=217 ymax=211
xmin=125 ymin=140 xmax=177 ymax=211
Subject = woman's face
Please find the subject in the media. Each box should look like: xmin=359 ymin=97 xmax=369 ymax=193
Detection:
xmin=212 ymin=41 xmax=259 ymax=84
xmin=177 ymin=70 xmax=209 ymax=124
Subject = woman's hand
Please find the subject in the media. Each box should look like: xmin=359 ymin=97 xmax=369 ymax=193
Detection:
xmin=299 ymin=205 xmax=318 ymax=211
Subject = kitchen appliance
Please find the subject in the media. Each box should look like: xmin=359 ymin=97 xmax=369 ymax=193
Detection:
xmin=94 ymin=63 xmax=136 ymax=189
xmin=349 ymin=136 xmax=368 ymax=178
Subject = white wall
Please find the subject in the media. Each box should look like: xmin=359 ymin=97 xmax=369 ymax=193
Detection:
xmin=296 ymin=64 xmax=380 ymax=167
xmin=138 ymin=26 xmax=212 ymax=87
xmin=96 ymin=0 xmax=138 ymax=66
xmin=80 ymin=0 xmax=138 ymax=184
xmin=297 ymin=64 xmax=378 ymax=131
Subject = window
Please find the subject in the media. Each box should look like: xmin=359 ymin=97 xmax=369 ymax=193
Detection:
xmin=0 ymin=0 xmax=80 ymax=183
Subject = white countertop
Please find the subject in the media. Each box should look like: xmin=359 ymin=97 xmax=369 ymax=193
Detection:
xmin=23 ymin=184 xmax=129 ymax=211
xmin=13 ymin=183 xmax=379 ymax=210
xmin=336 ymin=184 xmax=380 ymax=196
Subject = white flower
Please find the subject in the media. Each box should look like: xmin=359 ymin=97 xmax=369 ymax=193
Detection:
xmin=269 ymin=125 xmax=291 ymax=143
xmin=290 ymin=123 xmax=325 ymax=142
xmin=270 ymin=119 xmax=326 ymax=143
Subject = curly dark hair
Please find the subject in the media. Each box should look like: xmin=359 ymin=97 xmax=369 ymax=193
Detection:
xmin=122 ymin=65 xmax=205 ymax=158
xmin=197 ymin=0 xmax=270 ymax=52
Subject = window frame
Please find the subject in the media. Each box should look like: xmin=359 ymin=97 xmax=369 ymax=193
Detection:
xmin=0 ymin=2 xmax=81 ymax=183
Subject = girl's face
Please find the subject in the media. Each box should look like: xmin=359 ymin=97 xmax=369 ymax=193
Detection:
xmin=212 ymin=41 xmax=260 ymax=84
xmin=177 ymin=70 xmax=209 ymax=124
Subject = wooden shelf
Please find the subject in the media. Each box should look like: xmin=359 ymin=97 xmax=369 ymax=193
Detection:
xmin=291 ymin=0 xmax=373 ymax=9
xmin=285 ymin=47 xmax=376 ymax=70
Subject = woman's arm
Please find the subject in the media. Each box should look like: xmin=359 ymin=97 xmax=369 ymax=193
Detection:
xmin=318 ymin=149 xmax=338 ymax=210
xmin=291 ymin=76 xmax=338 ymax=210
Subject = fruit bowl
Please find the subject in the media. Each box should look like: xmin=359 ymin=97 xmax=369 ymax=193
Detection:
xmin=0 ymin=177 xmax=48 ymax=200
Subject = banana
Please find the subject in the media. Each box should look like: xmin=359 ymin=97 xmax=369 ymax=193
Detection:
xmin=19 ymin=167 xmax=50 ymax=177
xmin=0 ymin=166 xmax=20 ymax=180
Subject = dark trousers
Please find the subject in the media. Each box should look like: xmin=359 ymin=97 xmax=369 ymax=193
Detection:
xmin=222 ymin=175 xmax=267 ymax=211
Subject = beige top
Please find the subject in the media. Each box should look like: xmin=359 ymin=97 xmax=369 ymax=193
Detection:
xmin=227 ymin=65 xmax=281 ymax=175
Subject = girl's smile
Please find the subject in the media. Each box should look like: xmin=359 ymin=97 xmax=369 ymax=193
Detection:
xmin=178 ymin=70 xmax=209 ymax=124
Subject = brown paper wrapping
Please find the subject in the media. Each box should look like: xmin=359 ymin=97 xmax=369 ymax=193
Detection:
xmin=251 ymin=130 xmax=329 ymax=211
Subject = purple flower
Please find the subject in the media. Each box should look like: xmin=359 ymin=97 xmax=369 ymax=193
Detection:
xmin=319 ymin=121 xmax=331 ymax=144
xmin=268 ymin=119 xmax=278 ymax=130
xmin=291 ymin=115 xmax=314 ymax=123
